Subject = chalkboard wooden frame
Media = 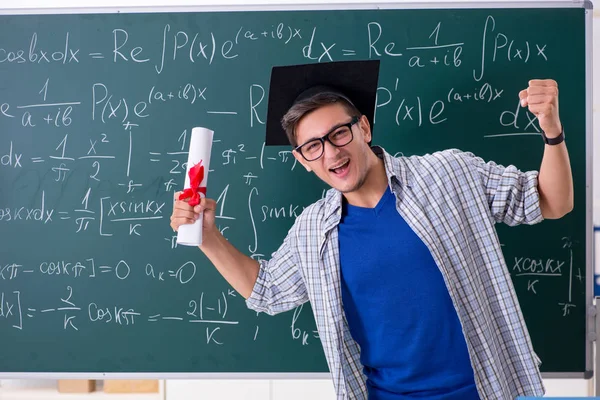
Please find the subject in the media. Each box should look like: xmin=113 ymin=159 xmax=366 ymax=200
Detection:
xmin=0 ymin=0 xmax=593 ymax=380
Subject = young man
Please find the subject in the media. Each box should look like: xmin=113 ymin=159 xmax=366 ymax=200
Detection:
xmin=170 ymin=60 xmax=573 ymax=399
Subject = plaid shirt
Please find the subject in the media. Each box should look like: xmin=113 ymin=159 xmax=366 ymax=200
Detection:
xmin=246 ymin=146 xmax=545 ymax=400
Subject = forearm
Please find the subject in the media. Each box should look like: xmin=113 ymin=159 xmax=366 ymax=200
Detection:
xmin=538 ymin=141 xmax=573 ymax=219
xmin=199 ymin=230 xmax=260 ymax=299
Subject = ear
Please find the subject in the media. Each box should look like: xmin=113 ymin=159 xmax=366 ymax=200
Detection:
xmin=292 ymin=149 xmax=312 ymax=172
xmin=358 ymin=115 xmax=372 ymax=143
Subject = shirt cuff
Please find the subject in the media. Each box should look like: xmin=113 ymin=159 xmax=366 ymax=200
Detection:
xmin=245 ymin=259 xmax=270 ymax=313
xmin=523 ymin=170 xmax=545 ymax=225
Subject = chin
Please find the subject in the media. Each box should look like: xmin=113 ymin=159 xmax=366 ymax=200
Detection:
xmin=330 ymin=179 xmax=361 ymax=194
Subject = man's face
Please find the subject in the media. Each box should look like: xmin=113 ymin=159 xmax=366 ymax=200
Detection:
xmin=292 ymin=103 xmax=372 ymax=194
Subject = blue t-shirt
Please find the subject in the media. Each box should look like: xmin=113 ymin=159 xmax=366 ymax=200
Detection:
xmin=338 ymin=187 xmax=480 ymax=399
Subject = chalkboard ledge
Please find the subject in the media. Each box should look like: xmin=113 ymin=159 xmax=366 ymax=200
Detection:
xmin=0 ymin=384 xmax=163 ymax=400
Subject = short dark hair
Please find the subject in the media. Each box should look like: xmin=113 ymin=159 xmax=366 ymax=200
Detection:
xmin=281 ymin=92 xmax=361 ymax=147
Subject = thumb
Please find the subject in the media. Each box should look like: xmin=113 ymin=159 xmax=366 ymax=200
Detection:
xmin=519 ymin=89 xmax=528 ymax=107
xmin=194 ymin=198 xmax=217 ymax=219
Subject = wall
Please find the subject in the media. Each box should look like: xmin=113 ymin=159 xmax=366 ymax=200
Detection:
xmin=0 ymin=0 xmax=597 ymax=398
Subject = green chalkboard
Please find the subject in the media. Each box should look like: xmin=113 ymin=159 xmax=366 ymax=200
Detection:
xmin=0 ymin=4 xmax=591 ymax=377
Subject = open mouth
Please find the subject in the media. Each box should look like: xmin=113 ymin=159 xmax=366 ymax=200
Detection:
xmin=329 ymin=159 xmax=350 ymax=176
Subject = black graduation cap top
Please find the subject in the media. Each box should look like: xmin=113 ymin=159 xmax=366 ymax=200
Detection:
xmin=265 ymin=60 xmax=381 ymax=146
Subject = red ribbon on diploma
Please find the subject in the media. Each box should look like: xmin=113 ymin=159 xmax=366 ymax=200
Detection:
xmin=178 ymin=161 xmax=206 ymax=207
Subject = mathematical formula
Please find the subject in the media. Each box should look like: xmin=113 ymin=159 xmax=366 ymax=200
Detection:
xmin=0 ymin=10 xmax=583 ymax=360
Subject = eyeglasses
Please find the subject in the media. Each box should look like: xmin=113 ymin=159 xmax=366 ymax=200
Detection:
xmin=294 ymin=116 xmax=360 ymax=162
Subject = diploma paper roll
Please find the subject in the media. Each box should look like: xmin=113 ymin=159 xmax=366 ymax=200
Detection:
xmin=177 ymin=127 xmax=214 ymax=246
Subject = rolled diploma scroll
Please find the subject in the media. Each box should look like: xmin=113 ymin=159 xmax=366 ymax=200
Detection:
xmin=177 ymin=127 xmax=214 ymax=246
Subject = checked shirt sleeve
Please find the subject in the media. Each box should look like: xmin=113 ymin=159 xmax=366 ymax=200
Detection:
xmin=245 ymin=223 xmax=309 ymax=316
xmin=460 ymin=151 xmax=544 ymax=227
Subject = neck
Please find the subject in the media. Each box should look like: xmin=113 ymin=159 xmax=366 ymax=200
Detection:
xmin=342 ymin=151 xmax=388 ymax=208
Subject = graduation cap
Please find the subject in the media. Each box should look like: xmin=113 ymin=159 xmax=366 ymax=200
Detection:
xmin=265 ymin=60 xmax=381 ymax=146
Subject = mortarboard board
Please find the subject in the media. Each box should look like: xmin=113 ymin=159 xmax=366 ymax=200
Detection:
xmin=265 ymin=60 xmax=381 ymax=146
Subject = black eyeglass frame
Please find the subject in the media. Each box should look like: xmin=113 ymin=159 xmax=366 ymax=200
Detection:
xmin=293 ymin=115 xmax=361 ymax=162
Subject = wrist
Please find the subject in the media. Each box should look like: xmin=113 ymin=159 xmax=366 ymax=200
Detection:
xmin=543 ymin=127 xmax=562 ymax=139
xmin=199 ymin=227 xmax=221 ymax=250
xmin=541 ymin=125 xmax=565 ymax=146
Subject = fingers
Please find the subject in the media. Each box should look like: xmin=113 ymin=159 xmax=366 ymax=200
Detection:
xmin=524 ymin=94 xmax=554 ymax=105
xmin=518 ymin=79 xmax=561 ymax=133
xmin=173 ymin=200 xmax=193 ymax=211
xmin=193 ymin=197 xmax=217 ymax=214
xmin=526 ymin=103 xmax=555 ymax=117
xmin=518 ymin=89 xmax=528 ymax=100
xmin=173 ymin=192 xmax=195 ymax=211
xmin=172 ymin=209 xmax=197 ymax=219
xmin=528 ymin=79 xmax=557 ymax=87
xmin=519 ymin=89 xmax=528 ymax=106
xmin=171 ymin=191 xmax=197 ymax=232
xmin=170 ymin=202 xmax=198 ymax=230
xmin=526 ymin=85 xmax=558 ymax=97
xmin=170 ymin=196 xmax=217 ymax=232
xmin=520 ymin=80 xmax=558 ymax=107
xmin=170 ymin=214 xmax=198 ymax=232
xmin=170 ymin=201 xmax=198 ymax=232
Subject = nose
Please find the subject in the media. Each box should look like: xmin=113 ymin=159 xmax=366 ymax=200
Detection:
xmin=322 ymin=139 xmax=340 ymax=160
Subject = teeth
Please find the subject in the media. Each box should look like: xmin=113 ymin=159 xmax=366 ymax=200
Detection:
xmin=331 ymin=160 xmax=348 ymax=170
